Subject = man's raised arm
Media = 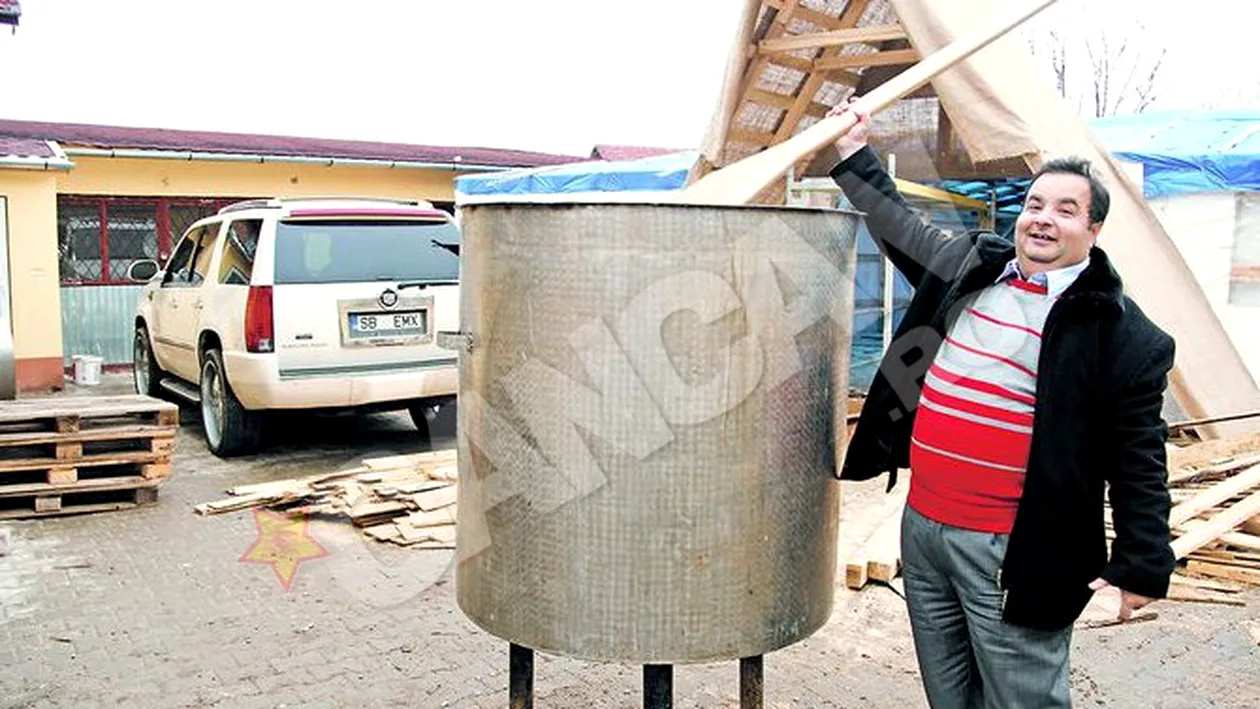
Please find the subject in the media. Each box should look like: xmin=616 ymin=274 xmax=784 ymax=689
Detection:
xmin=828 ymin=100 xmax=955 ymax=286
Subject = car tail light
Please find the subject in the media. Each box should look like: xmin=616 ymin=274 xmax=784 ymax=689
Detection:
xmin=245 ymin=286 xmax=274 ymax=353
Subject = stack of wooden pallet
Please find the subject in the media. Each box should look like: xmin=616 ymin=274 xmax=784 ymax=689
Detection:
xmin=0 ymin=395 xmax=178 ymax=519
xmin=195 ymin=449 xmax=458 ymax=549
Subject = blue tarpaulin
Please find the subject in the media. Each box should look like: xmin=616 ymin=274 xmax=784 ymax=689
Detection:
xmin=1089 ymin=110 xmax=1260 ymax=199
xmin=455 ymin=150 xmax=698 ymax=197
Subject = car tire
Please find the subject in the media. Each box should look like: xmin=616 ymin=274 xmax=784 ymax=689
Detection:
xmin=409 ymin=398 xmax=457 ymax=443
xmin=133 ymin=325 xmax=165 ymax=398
xmin=200 ymin=348 xmax=262 ymax=457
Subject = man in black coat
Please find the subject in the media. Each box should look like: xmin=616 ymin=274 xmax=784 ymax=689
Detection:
xmin=828 ymin=99 xmax=1176 ymax=708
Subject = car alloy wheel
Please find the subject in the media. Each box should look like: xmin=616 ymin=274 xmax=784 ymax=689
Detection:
xmin=133 ymin=331 xmax=151 ymax=394
xmin=200 ymin=357 xmax=226 ymax=449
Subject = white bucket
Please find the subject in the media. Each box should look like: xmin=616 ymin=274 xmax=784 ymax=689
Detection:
xmin=72 ymin=355 xmax=103 ymax=386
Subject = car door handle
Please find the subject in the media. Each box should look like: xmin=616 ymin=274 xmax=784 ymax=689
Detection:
xmin=194 ymin=301 xmax=204 ymax=311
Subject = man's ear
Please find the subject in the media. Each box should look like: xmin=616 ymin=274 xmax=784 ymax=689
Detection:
xmin=1088 ymin=221 xmax=1103 ymax=239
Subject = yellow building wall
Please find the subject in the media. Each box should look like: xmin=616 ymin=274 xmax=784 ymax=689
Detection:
xmin=0 ymin=155 xmax=475 ymax=392
xmin=0 ymin=169 xmax=65 ymax=390
xmin=56 ymin=156 xmax=463 ymax=202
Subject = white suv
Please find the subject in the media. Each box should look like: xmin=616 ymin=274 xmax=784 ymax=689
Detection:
xmin=129 ymin=197 xmax=460 ymax=457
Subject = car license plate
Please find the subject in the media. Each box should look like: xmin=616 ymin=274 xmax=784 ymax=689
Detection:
xmin=348 ymin=310 xmax=427 ymax=339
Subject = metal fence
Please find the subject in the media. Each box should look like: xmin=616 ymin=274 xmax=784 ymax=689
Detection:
xmin=60 ymin=284 xmax=145 ymax=366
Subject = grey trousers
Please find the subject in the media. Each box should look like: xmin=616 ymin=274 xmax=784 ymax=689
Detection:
xmin=900 ymin=505 xmax=1073 ymax=709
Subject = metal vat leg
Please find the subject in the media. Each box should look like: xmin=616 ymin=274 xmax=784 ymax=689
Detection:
xmin=509 ymin=643 xmax=534 ymax=709
xmin=740 ymin=656 xmax=763 ymax=709
xmin=643 ymin=664 xmax=673 ymax=709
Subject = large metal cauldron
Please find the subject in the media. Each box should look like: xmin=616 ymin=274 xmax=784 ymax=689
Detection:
xmin=450 ymin=201 xmax=859 ymax=664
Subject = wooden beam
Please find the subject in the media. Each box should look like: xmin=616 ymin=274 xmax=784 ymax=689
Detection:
xmin=758 ymin=25 xmax=907 ymax=55
xmin=729 ymin=127 xmax=779 ymax=147
xmin=745 ymin=87 xmax=796 ymax=110
xmin=1170 ymin=464 xmax=1260 ymax=528
xmin=1185 ymin=560 xmax=1260 ymax=586
xmin=815 ymin=48 xmax=920 ymax=71
xmin=735 ymin=1 xmax=803 ymax=114
xmin=771 ymin=0 xmax=872 ymax=146
xmin=893 ymin=178 xmax=989 ymax=211
xmin=763 ymin=0 xmax=850 ymax=30
xmin=744 ymin=87 xmax=833 ymax=118
xmin=1172 ymin=490 xmax=1260 ymax=559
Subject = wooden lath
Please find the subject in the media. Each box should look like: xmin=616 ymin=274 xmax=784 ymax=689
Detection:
xmin=757 ymin=24 xmax=906 ymax=54
xmin=694 ymin=0 xmax=903 ymax=185
xmin=756 ymin=0 xmax=872 ymax=154
xmin=769 ymin=0 xmax=875 ymax=189
xmin=763 ymin=0 xmax=853 ymax=30
xmin=816 ymin=48 xmax=919 ymax=71
xmin=745 ymin=88 xmax=833 ymax=119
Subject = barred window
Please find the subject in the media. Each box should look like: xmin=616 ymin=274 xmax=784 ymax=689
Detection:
xmin=57 ymin=196 xmax=240 ymax=286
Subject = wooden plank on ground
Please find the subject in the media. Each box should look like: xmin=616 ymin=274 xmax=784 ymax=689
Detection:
xmin=1170 ymin=464 xmax=1260 ymax=527
xmin=1169 ymin=573 xmax=1243 ymax=593
xmin=1242 ymin=516 xmax=1260 ymax=536
xmin=1172 ymin=490 xmax=1260 ymax=559
xmin=396 ymin=523 xmax=456 ymax=546
xmin=407 ymin=506 xmax=458 ymax=529
xmin=413 ymin=485 xmax=457 ymax=512
xmin=364 ymin=523 xmax=403 ymax=543
xmin=1164 ymin=585 xmax=1246 ymax=606
xmin=1185 ymin=559 xmax=1260 ymax=586
xmin=845 ymin=561 xmax=869 ymax=590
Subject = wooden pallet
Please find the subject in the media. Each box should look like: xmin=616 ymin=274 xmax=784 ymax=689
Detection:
xmin=0 ymin=395 xmax=179 ymax=435
xmin=0 ymin=478 xmax=160 ymax=520
xmin=0 ymin=395 xmax=177 ymax=519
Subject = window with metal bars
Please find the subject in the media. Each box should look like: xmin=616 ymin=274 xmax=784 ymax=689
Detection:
xmin=56 ymin=196 xmax=241 ymax=285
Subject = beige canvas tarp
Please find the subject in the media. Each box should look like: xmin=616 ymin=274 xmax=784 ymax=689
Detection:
xmin=696 ymin=0 xmax=1260 ymax=438
xmin=891 ymin=0 xmax=1260 ymax=438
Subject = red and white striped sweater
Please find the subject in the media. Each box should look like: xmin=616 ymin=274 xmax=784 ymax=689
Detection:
xmin=908 ymin=261 xmax=1085 ymax=534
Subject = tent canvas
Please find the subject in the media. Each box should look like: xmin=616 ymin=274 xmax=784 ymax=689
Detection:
xmin=691 ymin=0 xmax=1260 ymax=438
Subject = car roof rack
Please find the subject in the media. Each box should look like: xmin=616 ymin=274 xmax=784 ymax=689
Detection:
xmin=217 ymin=199 xmax=282 ymax=215
xmin=218 ymin=196 xmax=433 ymax=216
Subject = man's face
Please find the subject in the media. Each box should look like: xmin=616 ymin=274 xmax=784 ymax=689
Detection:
xmin=1014 ymin=172 xmax=1101 ymax=274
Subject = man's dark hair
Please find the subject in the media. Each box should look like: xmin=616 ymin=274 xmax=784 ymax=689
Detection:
xmin=1029 ymin=156 xmax=1110 ymax=226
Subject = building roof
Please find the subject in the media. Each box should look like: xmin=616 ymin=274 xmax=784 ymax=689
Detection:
xmin=0 ymin=0 xmax=19 ymax=27
xmin=0 ymin=135 xmax=54 ymax=159
xmin=0 ymin=118 xmax=587 ymax=169
xmin=589 ymin=144 xmax=688 ymax=161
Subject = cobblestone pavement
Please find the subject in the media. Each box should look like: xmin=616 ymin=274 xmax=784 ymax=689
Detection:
xmin=0 ymin=375 xmax=1257 ymax=708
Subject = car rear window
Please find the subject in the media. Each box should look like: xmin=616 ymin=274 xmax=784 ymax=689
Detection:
xmin=273 ymin=219 xmax=460 ymax=285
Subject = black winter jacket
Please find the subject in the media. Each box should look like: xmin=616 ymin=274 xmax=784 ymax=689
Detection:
xmin=831 ymin=147 xmax=1177 ymax=631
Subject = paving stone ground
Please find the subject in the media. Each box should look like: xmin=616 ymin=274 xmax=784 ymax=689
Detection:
xmin=0 ymin=374 xmax=1257 ymax=708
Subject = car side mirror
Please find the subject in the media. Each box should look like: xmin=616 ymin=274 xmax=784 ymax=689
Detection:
xmin=128 ymin=259 xmax=160 ymax=282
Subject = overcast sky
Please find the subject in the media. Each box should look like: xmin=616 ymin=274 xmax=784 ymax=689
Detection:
xmin=1 ymin=0 xmax=1256 ymax=157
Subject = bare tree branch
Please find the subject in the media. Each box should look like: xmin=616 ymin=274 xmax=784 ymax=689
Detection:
xmin=1034 ymin=12 xmax=1167 ymax=118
